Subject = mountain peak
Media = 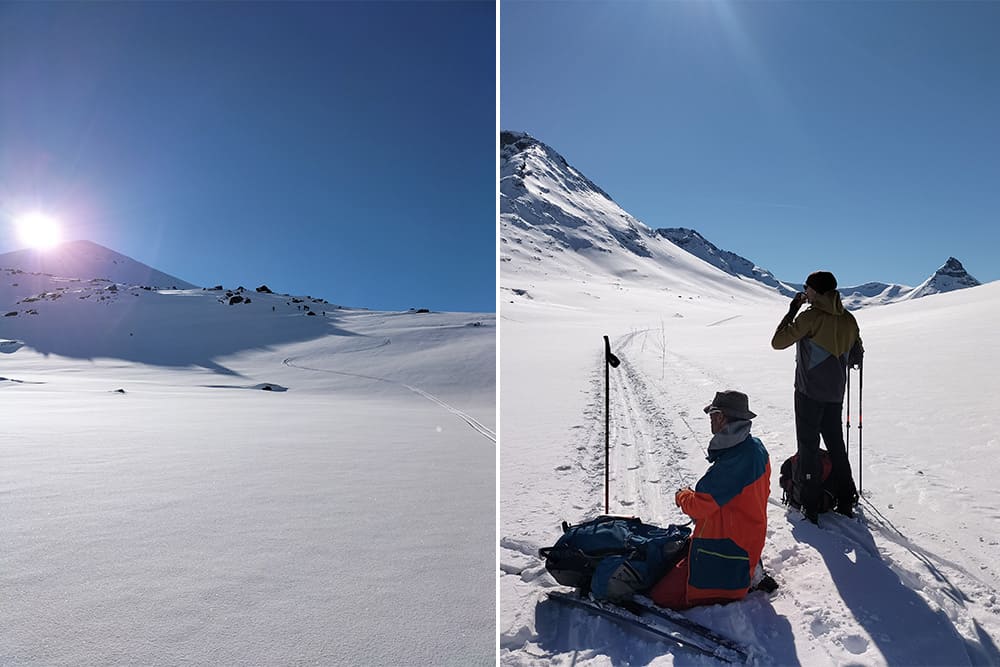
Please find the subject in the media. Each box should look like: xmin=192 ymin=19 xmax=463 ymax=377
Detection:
xmin=500 ymin=130 xmax=539 ymax=152
xmin=939 ymin=256 xmax=970 ymax=275
xmin=908 ymin=257 xmax=980 ymax=299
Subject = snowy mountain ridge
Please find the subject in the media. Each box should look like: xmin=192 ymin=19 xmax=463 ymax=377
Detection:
xmin=500 ymin=132 xmax=780 ymax=307
xmin=655 ymin=227 xmax=800 ymax=298
xmin=0 ymin=239 xmax=196 ymax=290
xmin=657 ymin=228 xmax=981 ymax=310
xmin=500 ymin=130 xmax=656 ymax=260
xmin=501 ymin=130 xmax=983 ymax=309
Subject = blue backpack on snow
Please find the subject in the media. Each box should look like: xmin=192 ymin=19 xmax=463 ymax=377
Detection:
xmin=539 ymin=515 xmax=691 ymax=602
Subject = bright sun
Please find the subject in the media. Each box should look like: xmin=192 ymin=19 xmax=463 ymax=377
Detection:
xmin=15 ymin=211 xmax=63 ymax=249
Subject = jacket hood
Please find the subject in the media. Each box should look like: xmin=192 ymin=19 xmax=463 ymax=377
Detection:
xmin=707 ymin=431 xmax=754 ymax=462
xmin=810 ymin=290 xmax=845 ymax=316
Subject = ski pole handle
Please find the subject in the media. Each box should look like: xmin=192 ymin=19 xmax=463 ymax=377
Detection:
xmin=604 ymin=335 xmax=620 ymax=368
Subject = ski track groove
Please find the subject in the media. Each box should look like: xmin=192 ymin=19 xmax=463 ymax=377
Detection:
xmin=282 ymin=357 xmax=495 ymax=443
xmin=584 ymin=329 xmax=697 ymax=524
xmin=603 ymin=328 xmax=1000 ymax=662
xmin=505 ymin=324 xmax=1000 ymax=665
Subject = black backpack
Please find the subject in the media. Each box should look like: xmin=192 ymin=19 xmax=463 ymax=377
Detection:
xmin=539 ymin=515 xmax=690 ymax=602
xmin=779 ymin=450 xmax=838 ymax=513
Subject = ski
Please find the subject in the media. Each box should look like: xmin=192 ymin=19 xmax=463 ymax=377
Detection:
xmin=547 ymin=590 xmax=748 ymax=663
xmin=629 ymin=595 xmax=752 ymax=662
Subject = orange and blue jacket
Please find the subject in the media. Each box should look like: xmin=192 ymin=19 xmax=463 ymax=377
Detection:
xmin=675 ymin=435 xmax=770 ymax=606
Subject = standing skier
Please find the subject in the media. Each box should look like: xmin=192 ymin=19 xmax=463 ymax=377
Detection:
xmin=649 ymin=390 xmax=770 ymax=609
xmin=771 ymin=270 xmax=864 ymax=523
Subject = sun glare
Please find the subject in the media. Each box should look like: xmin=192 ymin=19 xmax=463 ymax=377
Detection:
xmin=15 ymin=212 xmax=63 ymax=250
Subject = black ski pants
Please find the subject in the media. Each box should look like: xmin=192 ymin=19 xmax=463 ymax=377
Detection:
xmin=794 ymin=390 xmax=857 ymax=510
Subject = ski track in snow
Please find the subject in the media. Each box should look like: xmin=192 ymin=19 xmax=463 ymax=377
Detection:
xmin=501 ymin=325 xmax=1000 ymax=666
xmin=567 ymin=328 xmax=697 ymax=522
xmin=282 ymin=356 xmax=496 ymax=444
xmin=604 ymin=329 xmax=696 ymax=523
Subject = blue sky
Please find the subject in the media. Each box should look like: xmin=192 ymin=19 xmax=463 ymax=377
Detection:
xmin=501 ymin=1 xmax=1000 ymax=288
xmin=0 ymin=1 xmax=495 ymax=312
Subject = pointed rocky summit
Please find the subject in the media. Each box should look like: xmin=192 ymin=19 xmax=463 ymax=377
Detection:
xmin=909 ymin=257 xmax=980 ymax=299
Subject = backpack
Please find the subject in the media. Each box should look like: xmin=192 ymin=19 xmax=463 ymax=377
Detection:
xmin=779 ymin=450 xmax=837 ymax=512
xmin=539 ymin=515 xmax=691 ymax=602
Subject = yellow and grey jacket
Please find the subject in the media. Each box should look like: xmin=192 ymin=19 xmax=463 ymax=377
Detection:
xmin=771 ymin=291 xmax=864 ymax=403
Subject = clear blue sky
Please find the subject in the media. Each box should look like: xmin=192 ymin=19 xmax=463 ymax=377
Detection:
xmin=1 ymin=1 xmax=495 ymax=312
xmin=501 ymin=1 xmax=1000 ymax=288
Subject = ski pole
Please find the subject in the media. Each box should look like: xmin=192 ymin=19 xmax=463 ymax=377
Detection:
xmin=603 ymin=335 xmax=620 ymax=515
xmin=858 ymin=360 xmax=864 ymax=497
xmin=846 ymin=368 xmax=851 ymax=455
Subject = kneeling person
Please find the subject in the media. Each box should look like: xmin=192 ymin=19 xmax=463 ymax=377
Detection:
xmin=650 ymin=390 xmax=771 ymax=609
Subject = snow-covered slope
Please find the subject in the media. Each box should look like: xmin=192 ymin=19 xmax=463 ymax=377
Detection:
xmin=1 ymin=245 xmax=495 ymax=665
xmin=0 ymin=239 xmax=197 ymax=290
xmin=656 ymin=227 xmax=800 ymax=298
xmin=499 ymin=274 xmax=1000 ymax=666
xmin=499 ymin=131 xmax=779 ymax=307
xmin=499 ymin=131 xmax=1000 ymax=665
xmin=837 ymin=281 xmax=911 ymax=310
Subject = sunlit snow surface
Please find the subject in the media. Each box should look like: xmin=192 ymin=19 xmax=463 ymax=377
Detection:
xmin=1 ymin=266 xmax=495 ymax=665
xmin=499 ymin=274 xmax=1000 ymax=666
xmin=499 ymin=131 xmax=1000 ymax=666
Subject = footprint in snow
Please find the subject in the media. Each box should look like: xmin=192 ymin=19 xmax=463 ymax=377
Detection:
xmin=809 ymin=616 xmax=832 ymax=637
xmin=841 ymin=634 xmax=870 ymax=655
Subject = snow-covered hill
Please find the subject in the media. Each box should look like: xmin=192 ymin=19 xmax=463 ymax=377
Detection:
xmin=655 ymin=227 xmax=800 ymax=298
xmin=499 ymin=131 xmax=1000 ymax=665
xmin=500 ymin=131 xmax=778 ymax=307
xmin=0 ymin=240 xmax=197 ymax=290
xmin=1 ymin=243 xmax=495 ymax=665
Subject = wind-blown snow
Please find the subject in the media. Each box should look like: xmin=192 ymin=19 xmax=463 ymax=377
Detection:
xmin=499 ymin=131 xmax=1000 ymax=665
xmin=1 ymin=243 xmax=495 ymax=665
